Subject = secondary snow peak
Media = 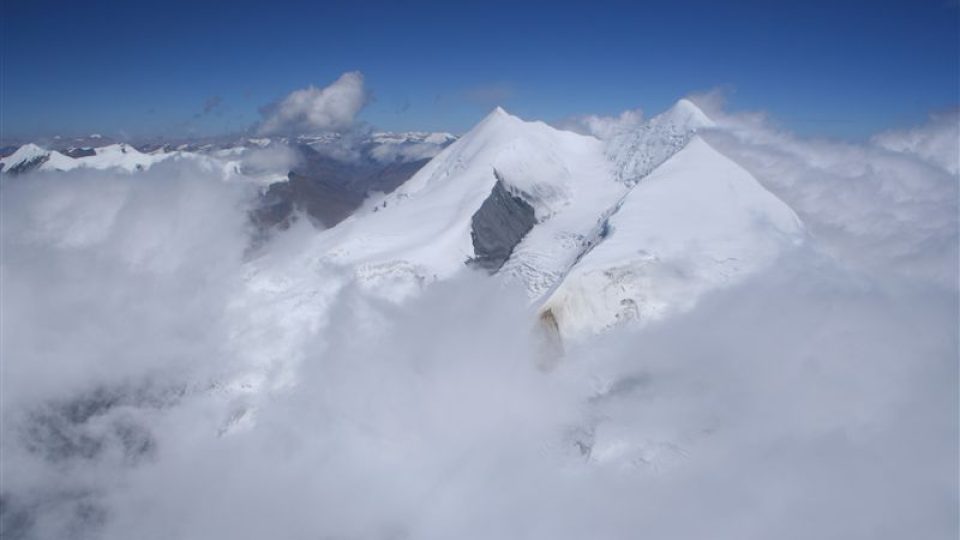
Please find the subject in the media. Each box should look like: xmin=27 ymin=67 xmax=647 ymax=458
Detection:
xmin=604 ymin=98 xmax=717 ymax=186
xmin=660 ymin=98 xmax=715 ymax=130
xmin=541 ymin=134 xmax=803 ymax=340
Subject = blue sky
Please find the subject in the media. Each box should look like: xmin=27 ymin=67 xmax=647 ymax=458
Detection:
xmin=2 ymin=0 xmax=957 ymax=140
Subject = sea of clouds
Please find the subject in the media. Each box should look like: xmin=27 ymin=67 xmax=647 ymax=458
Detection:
xmin=1 ymin=101 xmax=956 ymax=539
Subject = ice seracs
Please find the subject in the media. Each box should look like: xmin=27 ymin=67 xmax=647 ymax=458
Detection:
xmin=540 ymin=136 xmax=803 ymax=339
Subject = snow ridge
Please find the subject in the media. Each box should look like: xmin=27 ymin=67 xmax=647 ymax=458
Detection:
xmin=606 ymin=98 xmax=716 ymax=186
xmin=541 ymin=135 xmax=803 ymax=339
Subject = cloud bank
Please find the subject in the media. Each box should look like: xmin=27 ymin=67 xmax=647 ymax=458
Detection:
xmin=557 ymin=107 xmax=645 ymax=139
xmin=696 ymin=99 xmax=958 ymax=288
xmin=257 ymin=71 xmax=367 ymax=136
xmin=0 ymin=103 xmax=956 ymax=539
xmin=872 ymin=109 xmax=960 ymax=175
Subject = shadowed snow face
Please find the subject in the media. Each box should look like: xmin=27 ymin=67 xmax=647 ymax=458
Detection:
xmin=0 ymin=107 xmax=956 ymax=540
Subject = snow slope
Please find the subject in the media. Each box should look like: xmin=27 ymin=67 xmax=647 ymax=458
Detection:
xmin=75 ymin=143 xmax=171 ymax=172
xmin=502 ymin=99 xmax=718 ymax=297
xmin=311 ymin=107 xmax=625 ymax=297
xmin=296 ymin=99 xmax=799 ymax=316
xmin=0 ymin=143 xmax=74 ymax=174
xmin=605 ymin=98 xmax=715 ymax=186
xmin=541 ymin=136 xmax=803 ymax=339
xmin=0 ymin=143 xmax=51 ymax=169
xmin=3 ymin=101 xmax=803 ymax=343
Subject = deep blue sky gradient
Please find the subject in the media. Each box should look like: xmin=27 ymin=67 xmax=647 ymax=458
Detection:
xmin=2 ymin=0 xmax=958 ymax=140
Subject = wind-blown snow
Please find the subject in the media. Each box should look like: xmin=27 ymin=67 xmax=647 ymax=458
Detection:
xmin=309 ymin=101 xmax=734 ymax=305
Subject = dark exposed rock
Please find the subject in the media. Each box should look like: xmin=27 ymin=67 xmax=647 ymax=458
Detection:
xmin=251 ymin=143 xmax=432 ymax=231
xmin=19 ymin=385 xmax=179 ymax=464
xmin=537 ymin=308 xmax=565 ymax=366
xmin=468 ymin=171 xmax=536 ymax=272
xmin=361 ymin=158 xmax=431 ymax=195
xmin=1 ymin=491 xmax=107 ymax=540
xmin=63 ymin=147 xmax=96 ymax=158
xmin=5 ymin=155 xmax=49 ymax=176
xmin=253 ymin=171 xmax=361 ymax=230
xmin=0 ymin=494 xmax=36 ymax=540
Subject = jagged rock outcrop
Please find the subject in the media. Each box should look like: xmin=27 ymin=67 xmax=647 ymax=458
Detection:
xmin=469 ymin=172 xmax=537 ymax=272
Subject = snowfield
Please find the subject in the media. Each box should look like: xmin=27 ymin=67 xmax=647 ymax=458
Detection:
xmin=542 ymin=136 xmax=804 ymax=338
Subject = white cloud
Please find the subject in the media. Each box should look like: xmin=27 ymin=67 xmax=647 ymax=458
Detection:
xmin=871 ymin=109 xmax=960 ymax=175
xmin=239 ymin=144 xmax=301 ymax=175
xmin=257 ymin=71 xmax=368 ymax=136
xmin=556 ymin=108 xmax=645 ymax=140
xmin=0 ymin=101 xmax=956 ymax=539
xmin=699 ymin=102 xmax=959 ymax=288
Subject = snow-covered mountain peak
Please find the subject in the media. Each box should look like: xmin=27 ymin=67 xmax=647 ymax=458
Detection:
xmin=1 ymin=141 xmax=180 ymax=175
xmin=308 ymin=108 xmax=621 ymax=293
xmin=605 ymin=99 xmax=716 ymax=186
xmin=2 ymin=143 xmax=49 ymax=166
xmin=541 ymin=134 xmax=803 ymax=339
xmin=383 ymin=105 xmax=587 ymax=205
xmin=655 ymin=98 xmax=715 ymax=130
xmin=472 ymin=105 xmax=523 ymax=132
xmin=9 ymin=142 xmax=48 ymax=159
xmin=0 ymin=143 xmax=68 ymax=175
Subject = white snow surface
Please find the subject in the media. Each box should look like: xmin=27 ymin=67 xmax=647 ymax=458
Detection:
xmin=79 ymin=144 xmax=170 ymax=172
xmin=0 ymin=143 xmax=61 ymax=172
xmin=285 ymin=100 xmax=803 ymax=331
xmin=310 ymin=107 xmax=625 ymax=298
xmin=503 ymin=99 xmax=720 ymax=297
xmin=542 ymin=136 xmax=803 ymax=339
xmin=1 ymin=143 xmax=173 ymax=174
xmin=0 ymin=142 xmax=289 ymax=185
xmin=605 ymin=98 xmax=716 ymax=186
xmin=2 ymin=101 xmax=804 ymax=342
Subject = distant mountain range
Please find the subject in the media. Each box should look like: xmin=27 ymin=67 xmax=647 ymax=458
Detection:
xmin=1 ymin=131 xmax=458 ymax=229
